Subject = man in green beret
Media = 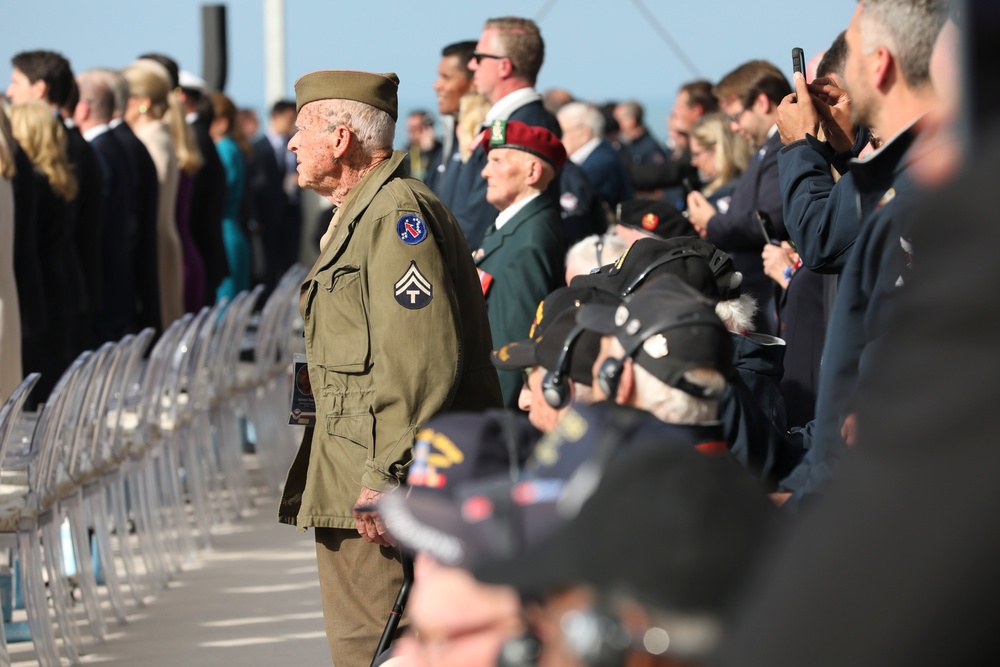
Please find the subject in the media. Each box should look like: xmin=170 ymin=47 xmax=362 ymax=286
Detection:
xmin=278 ymin=69 xmax=503 ymax=666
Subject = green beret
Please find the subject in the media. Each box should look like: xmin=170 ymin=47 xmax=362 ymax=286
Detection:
xmin=294 ymin=70 xmax=400 ymax=120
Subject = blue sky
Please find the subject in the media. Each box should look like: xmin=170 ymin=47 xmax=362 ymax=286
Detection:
xmin=2 ymin=0 xmax=854 ymax=146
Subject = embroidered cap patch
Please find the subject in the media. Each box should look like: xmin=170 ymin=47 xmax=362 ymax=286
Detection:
xmin=397 ymin=214 xmax=427 ymax=245
xmin=394 ymin=261 xmax=433 ymax=309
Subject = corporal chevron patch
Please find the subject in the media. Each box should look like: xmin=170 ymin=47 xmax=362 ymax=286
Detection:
xmin=394 ymin=260 xmax=433 ymax=309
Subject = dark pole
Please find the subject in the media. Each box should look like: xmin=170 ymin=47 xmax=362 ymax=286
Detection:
xmin=370 ymin=553 xmax=415 ymax=666
xmin=201 ymin=4 xmax=228 ymax=91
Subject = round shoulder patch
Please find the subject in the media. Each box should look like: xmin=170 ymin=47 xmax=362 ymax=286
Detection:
xmin=397 ymin=214 xmax=427 ymax=245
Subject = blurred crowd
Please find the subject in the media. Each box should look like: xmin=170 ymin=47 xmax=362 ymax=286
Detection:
xmin=3 ymin=0 xmax=990 ymax=665
xmin=0 ymin=51 xmax=303 ymax=406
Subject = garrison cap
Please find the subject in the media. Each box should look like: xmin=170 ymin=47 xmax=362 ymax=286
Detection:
xmin=294 ymin=70 xmax=400 ymax=120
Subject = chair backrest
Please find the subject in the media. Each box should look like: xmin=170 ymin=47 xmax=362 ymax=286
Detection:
xmin=30 ymin=352 xmax=92 ymax=499
xmin=133 ymin=316 xmax=193 ymax=452
xmin=62 ymin=342 xmax=116 ymax=480
xmin=104 ymin=328 xmax=156 ymax=462
xmin=0 ymin=373 xmax=41 ymax=468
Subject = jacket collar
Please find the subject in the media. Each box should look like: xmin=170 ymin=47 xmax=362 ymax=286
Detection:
xmin=475 ymin=194 xmax=554 ymax=264
xmin=730 ymin=331 xmax=786 ymax=378
xmin=315 ymin=151 xmax=408 ymax=271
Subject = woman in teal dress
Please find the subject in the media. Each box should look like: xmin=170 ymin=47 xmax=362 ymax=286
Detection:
xmin=209 ymin=92 xmax=251 ymax=300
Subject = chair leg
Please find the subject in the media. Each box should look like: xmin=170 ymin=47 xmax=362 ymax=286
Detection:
xmin=85 ymin=488 xmax=128 ymax=625
xmin=18 ymin=527 xmax=61 ymax=667
xmin=40 ymin=514 xmax=81 ymax=664
xmin=108 ymin=475 xmax=145 ymax=607
xmin=64 ymin=498 xmax=106 ymax=643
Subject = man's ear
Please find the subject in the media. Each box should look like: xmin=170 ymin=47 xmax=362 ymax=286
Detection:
xmin=872 ymin=46 xmax=894 ymax=91
xmin=330 ymin=124 xmax=353 ymax=159
xmin=498 ymin=57 xmax=515 ymax=80
xmin=30 ymin=78 xmax=48 ymax=102
xmin=754 ymin=91 xmax=773 ymax=115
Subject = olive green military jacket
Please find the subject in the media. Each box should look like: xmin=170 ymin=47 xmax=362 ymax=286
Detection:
xmin=279 ymin=151 xmax=503 ymax=530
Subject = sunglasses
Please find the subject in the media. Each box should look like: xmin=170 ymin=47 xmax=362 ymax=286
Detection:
xmin=472 ymin=51 xmax=507 ymax=65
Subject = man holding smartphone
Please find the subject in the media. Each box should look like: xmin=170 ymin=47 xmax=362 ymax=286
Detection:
xmin=686 ymin=60 xmax=791 ymax=335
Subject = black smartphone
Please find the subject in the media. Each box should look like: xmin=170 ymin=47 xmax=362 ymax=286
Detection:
xmin=964 ymin=0 xmax=998 ymax=158
xmin=682 ymin=177 xmax=698 ymax=196
xmin=755 ymin=210 xmax=780 ymax=245
xmin=792 ymin=47 xmax=806 ymax=77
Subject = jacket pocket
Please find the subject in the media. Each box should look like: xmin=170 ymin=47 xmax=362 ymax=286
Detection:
xmin=325 ymin=411 xmax=373 ymax=450
xmin=309 ymin=264 xmax=371 ymax=373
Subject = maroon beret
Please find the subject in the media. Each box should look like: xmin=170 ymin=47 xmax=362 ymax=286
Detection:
xmin=479 ymin=119 xmax=567 ymax=170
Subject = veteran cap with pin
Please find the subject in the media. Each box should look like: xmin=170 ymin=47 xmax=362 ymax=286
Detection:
xmin=480 ymin=119 xmax=568 ymax=169
xmin=293 ymin=70 xmax=400 ymax=120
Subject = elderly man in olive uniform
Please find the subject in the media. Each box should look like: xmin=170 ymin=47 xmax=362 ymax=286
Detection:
xmin=278 ymin=70 xmax=503 ymax=666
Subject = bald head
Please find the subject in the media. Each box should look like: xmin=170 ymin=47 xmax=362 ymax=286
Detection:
xmin=74 ymin=68 xmax=116 ymax=130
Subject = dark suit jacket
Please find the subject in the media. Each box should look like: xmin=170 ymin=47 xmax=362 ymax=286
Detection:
xmin=11 ymin=143 xmax=45 ymax=339
xmin=249 ymin=135 xmax=284 ymax=232
xmin=112 ymin=122 xmax=161 ymax=335
xmin=453 ymin=98 xmax=603 ymax=250
xmin=475 ymin=194 xmax=565 ymax=406
xmin=90 ymin=129 xmax=139 ymax=344
xmin=580 ymin=139 xmax=634 ymax=208
xmin=66 ymin=124 xmax=104 ymax=334
xmin=705 ymin=131 xmax=785 ymax=334
xmin=189 ymin=115 xmax=229 ymax=300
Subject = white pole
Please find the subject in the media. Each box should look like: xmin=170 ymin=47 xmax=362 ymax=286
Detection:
xmin=263 ymin=0 xmax=286 ymax=108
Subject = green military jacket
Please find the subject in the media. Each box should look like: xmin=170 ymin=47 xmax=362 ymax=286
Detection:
xmin=475 ymin=193 xmax=565 ymax=406
xmin=279 ymin=151 xmax=503 ymax=530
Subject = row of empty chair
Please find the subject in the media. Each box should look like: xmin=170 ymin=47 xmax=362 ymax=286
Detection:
xmin=0 ymin=265 xmax=308 ymax=666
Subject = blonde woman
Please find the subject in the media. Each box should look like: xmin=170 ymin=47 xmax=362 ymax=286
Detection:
xmin=165 ymin=93 xmax=207 ymax=312
xmin=209 ymin=92 xmax=251 ymax=299
xmin=9 ymin=101 xmax=79 ymax=402
xmin=0 ymin=105 xmax=22 ymax=401
xmin=123 ymin=60 xmax=184 ymax=328
xmin=688 ymin=112 xmax=752 ymax=212
xmin=456 ymin=93 xmax=491 ymax=162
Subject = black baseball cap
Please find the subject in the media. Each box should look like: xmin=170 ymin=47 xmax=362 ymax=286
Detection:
xmin=615 ymin=198 xmax=696 ymax=241
xmin=667 ymin=237 xmax=743 ymax=300
xmin=378 ymin=410 xmax=540 ymax=565
xmin=577 ymin=275 xmax=733 ymax=395
xmin=474 ymin=444 xmax=777 ymax=659
xmin=383 ymin=402 xmax=729 ymax=568
xmin=570 ymin=237 xmax=720 ymax=299
xmin=491 ymin=286 xmax=620 ymax=385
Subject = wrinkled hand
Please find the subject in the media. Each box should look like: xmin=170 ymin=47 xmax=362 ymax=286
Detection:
xmin=686 ymin=190 xmax=716 ymax=237
xmin=777 ymin=72 xmax=820 ymax=145
xmin=353 ymin=486 xmax=396 ymax=547
xmin=809 ymin=77 xmax=856 ymax=153
xmin=762 ymin=242 xmax=795 ymax=288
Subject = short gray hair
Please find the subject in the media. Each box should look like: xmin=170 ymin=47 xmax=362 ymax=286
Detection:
xmin=859 ymin=0 xmax=947 ymax=88
xmin=633 ymin=363 xmax=724 ymax=424
xmin=321 ymin=98 xmax=395 ymax=159
xmin=715 ymin=294 xmax=757 ymax=335
xmin=558 ymin=102 xmax=605 ymax=139
xmin=565 ymin=234 xmax=629 ymax=281
xmin=609 ymin=337 xmax=724 ymax=424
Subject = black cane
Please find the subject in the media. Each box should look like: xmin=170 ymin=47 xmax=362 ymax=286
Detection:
xmin=370 ymin=551 xmax=415 ymax=666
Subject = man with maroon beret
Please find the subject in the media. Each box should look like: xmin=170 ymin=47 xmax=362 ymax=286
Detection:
xmin=473 ymin=119 xmax=568 ymax=406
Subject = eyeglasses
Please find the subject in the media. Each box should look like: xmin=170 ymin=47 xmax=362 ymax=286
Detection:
xmin=472 ymin=51 xmax=507 ymax=65
xmin=725 ymin=108 xmax=746 ymax=124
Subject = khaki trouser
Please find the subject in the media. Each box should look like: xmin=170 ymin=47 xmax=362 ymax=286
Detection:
xmin=315 ymin=528 xmax=406 ymax=667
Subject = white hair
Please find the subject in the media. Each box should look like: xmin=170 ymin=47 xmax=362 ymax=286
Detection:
xmin=321 ymin=98 xmax=395 ymax=158
xmin=609 ymin=338 xmax=723 ymax=424
xmin=557 ymin=101 xmax=605 ymax=139
xmin=565 ymin=234 xmax=628 ymax=282
xmin=715 ymin=294 xmax=757 ymax=335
